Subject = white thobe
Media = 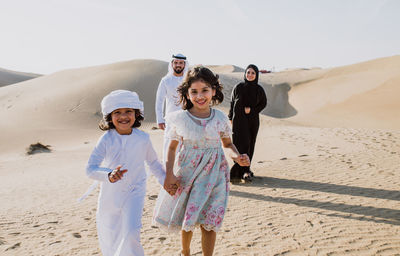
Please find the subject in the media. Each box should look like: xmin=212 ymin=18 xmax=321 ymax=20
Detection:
xmin=155 ymin=74 xmax=184 ymax=162
xmin=86 ymin=129 xmax=165 ymax=256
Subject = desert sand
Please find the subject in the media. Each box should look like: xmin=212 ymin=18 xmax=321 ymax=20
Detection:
xmin=0 ymin=56 xmax=399 ymax=255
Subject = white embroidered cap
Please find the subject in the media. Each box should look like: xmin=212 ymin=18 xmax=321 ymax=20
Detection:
xmin=101 ymin=90 xmax=144 ymax=116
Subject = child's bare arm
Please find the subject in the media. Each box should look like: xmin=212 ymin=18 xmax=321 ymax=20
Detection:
xmin=221 ymin=137 xmax=250 ymax=166
xmin=164 ymin=140 xmax=180 ymax=195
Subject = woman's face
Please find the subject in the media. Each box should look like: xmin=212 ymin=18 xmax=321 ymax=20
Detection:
xmin=245 ymin=68 xmax=257 ymax=82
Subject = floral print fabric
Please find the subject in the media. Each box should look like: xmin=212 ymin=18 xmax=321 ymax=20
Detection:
xmin=153 ymin=109 xmax=231 ymax=232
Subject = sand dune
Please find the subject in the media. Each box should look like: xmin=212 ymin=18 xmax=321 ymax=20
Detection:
xmin=0 ymin=59 xmax=168 ymax=153
xmin=288 ymin=55 xmax=400 ymax=129
xmin=206 ymin=64 xmax=245 ymax=73
xmin=0 ymin=67 xmax=41 ymax=87
xmin=1 ymin=56 xmax=399 ymax=255
xmin=0 ymin=59 xmax=293 ymax=154
xmin=2 ymin=55 xmax=398 ymax=154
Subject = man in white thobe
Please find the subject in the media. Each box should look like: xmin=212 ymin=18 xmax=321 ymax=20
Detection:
xmin=155 ymin=53 xmax=188 ymax=162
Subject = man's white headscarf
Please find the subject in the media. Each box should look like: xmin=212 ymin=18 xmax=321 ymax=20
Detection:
xmin=101 ymin=90 xmax=144 ymax=116
xmin=167 ymin=53 xmax=189 ymax=77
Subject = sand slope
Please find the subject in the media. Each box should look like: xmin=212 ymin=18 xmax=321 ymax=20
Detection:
xmin=2 ymin=55 xmax=399 ymax=154
xmin=206 ymin=64 xmax=245 ymax=73
xmin=288 ymin=55 xmax=400 ymax=129
xmin=0 ymin=59 xmax=168 ymax=153
xmin=0 ymin=67 xmax=40 ymax=87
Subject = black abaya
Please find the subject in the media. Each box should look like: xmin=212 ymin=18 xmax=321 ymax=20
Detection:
xmin=228 ymin=70 xmax=267 ymax=180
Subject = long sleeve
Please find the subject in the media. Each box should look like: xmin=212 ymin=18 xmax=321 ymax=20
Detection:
xmin=228 ymin=85 xmax=237 ymax=120
xmin=253 ymin=86 xmax=267 ymax=114
xmin=145 ymin=139 xmax=166 ymax=186
xmin=155 ymin=79 xmax=167 ymax=124
xmin=86 ymin=135 xmax=112 ymax=182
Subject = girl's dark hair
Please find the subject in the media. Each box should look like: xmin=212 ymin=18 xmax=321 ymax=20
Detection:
xmin=177 ymin=66 xmax=224 ymax=110
xmin=99 ymin=109 xmax=144 ymax=131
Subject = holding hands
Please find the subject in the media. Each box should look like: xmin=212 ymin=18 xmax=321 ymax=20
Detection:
xmin=158 ymin=123 xmax=166 ymax=130
xmin=164 ymin=174 xmax=180 ymax=196
xmin=108 ymin=165 xmax=128 ymax=183
xmin=221 ymin=137 xmax=250 ymax=167
xmin=233 ymin=153 xmax=250 ymax=166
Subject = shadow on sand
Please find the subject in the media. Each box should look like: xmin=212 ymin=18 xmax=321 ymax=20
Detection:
xmin=261 ymin=82 xmax=297 ymax=118
xmin=230 ymin=176 xmax=400 ymax=226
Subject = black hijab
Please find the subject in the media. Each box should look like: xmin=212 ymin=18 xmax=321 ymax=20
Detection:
xmin=244 ymin=64 xmax=259 ymax=85
xmin=242 ymin=64 xmax=259 ymax=107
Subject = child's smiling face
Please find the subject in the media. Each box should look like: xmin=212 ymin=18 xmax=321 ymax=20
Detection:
xmin=187 ymin=80 xmax=216 ymax=111
xmin=111 ymin=108 xmax=136 ymax=135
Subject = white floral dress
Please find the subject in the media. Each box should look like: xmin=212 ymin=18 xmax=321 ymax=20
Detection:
xmin=153 ymin=108 xmax=231 ymax=232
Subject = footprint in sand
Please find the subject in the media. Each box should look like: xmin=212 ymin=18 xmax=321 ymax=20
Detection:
xmin=158 ymin=237 xmax=166 ymax=242
xmin=49 ymin=241 xmax=61 ymax=246
xmin=298 ymin=154 xmax=308 ymax=157
xmin=5 ymin=242 xmax=20 ymax=251
xmin=72 ymin=233 xmax=81 ymax=238
xmin=148 ymin=195 xmax=158 ymax=200
xmin=0 ymin=237 xmax=5 ymax=245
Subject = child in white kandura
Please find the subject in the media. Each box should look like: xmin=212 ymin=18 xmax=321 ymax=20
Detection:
xmin=85 ymin=90 xmax=171 ymax=256
xmin=153 ymin=66 xmax=250 ymax=256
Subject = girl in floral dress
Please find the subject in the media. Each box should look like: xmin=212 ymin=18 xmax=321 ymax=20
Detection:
xmin=153 ymin=66 xmax=250 ymax=256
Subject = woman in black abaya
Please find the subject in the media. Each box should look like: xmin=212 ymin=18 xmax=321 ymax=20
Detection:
xmin=228 ymin=64 xmax=267 ymax=183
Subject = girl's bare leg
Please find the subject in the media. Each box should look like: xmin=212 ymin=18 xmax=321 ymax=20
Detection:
xmin=200 ymin=226 xmax=216 ymax=256
xmin=181 ymin=230 xmax=193 ymax=256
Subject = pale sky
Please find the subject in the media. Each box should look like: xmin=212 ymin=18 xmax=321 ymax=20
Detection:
xmin=1 ymin=0 xmax=399 ymax=74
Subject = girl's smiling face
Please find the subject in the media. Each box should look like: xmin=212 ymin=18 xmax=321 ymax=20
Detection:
xmin=111 ymin=108 xmax=136 ymax=134
xmin=187 ymin=80 xmax=215 ymax=112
